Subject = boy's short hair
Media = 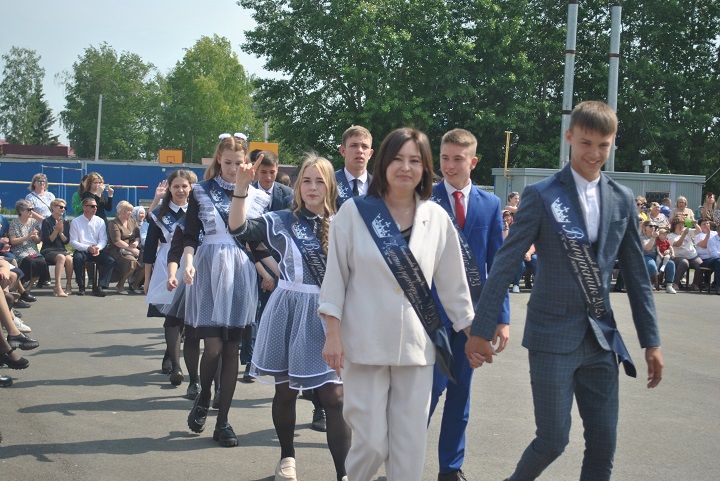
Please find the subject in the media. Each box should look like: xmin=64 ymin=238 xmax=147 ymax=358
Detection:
xmin=341 ymin=125 xmax=372 ymax=146
xmin=658 ymin=228 xmax=668 ymax=234
xmin=440 ymin=128 xmax=477 ymax=152
xmin=258 ymin=150 xmax=278 ymax=167
xmin=569 ymin=101 xmax=618 ymax=136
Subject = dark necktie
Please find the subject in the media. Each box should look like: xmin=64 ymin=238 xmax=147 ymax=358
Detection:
xmin=453 ymin=191 xmax=465 ymax=229
xmin=352 ymin=178 xmax=359 ymax=196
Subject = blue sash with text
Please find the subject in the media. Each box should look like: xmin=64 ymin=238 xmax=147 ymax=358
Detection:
xmin=538 ymin=178 xmax=636 ymax=377
xmin=354 ymin=195 xmax=456 ymax=382
xmin=280 ymin=211 xmax=326 ymax=287
xmin=150 ymin=207 xmax=186 ymax=243
xmin=335 ymin=171 xmax=354 ymax=207
xmin=198 ymin=179 xmax=249 ymax=256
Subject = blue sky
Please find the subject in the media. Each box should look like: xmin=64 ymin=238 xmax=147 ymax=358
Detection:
xmin=1 ymin=0 xmax=271 ymax=143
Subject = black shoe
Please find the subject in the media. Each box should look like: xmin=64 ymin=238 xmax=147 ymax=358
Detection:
xmin=311 ymin=408 xmax=327 ymax=432
xmin=185 ymin=381 xmax=201 ymax=400
xmin=240 ymin=364 xmax=254 ymax=383
xmin=161 ymin=352 xmax=171 ymax=374
xmin=12 ymin=309 xmax=22 ymax=319
xmin=14 ymin=299 xmax=32 ymax=308
xmin=0 ymin=352 xmax=29 ymax=370
xmin=91 ymin=287 xmax=106 ymax=297
xmin=36 ymin=280 xmax=51 ymax=289
xmin=169 ymin=368 xmax=184 ymax=386
xmin=7 ymin=334 xmax=39 ymax=351
xmin=187 ymin=396 xmax=209 ymax=433
xmin=212 ymin=389 xmax=221 ymax=410
xmin=0 ymin=375 xmax=12 ymax=387
xmin=76 ymin=288 xmax=86 ymax=296
xmin=213 ymin=422 xmax=239 ymax=447
xmin=19 ymin=292 xmax=36 ymax=303
xmin=438 ymin=469 xmax=469 ymax=481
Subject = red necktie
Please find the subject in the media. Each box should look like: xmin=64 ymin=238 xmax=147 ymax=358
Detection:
xmin=453 ymin=191 xmax=465 ymax=229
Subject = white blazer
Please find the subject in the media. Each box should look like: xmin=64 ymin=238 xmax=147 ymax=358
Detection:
xmin=318 ymin=196 xmax=474 ymax=366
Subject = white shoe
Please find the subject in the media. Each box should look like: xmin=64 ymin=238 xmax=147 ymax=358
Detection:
xmin=512 ymin=285 xmax=520 ymax=293
xmin=665 ymin=284 xmax=677 ymax=294
xmin=14 ymin=316 xmax=32 ymax=333
xmin=275 ymin=457 xmax=297 ymax=481
xmin=341 ymin=477 xmax=348 ymax=481
xmin=659 ymin=265 xmax=665 ymax=273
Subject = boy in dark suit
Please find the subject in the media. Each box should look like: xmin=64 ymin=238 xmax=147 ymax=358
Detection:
xmin=335 ymin=125 xmax=373 ymax=208
xmin=467 ymin=101 xmax=664 ymax=481
xmin=252 ymin=150 xmax=293 ymax=212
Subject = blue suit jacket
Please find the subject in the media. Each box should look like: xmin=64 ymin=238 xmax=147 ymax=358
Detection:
xmin=471 ymin=164 xmax=660 ymax=353
xmin=432 ymin=182 xmax=509 ymax=328
xmin=254 ymin=181 xmax=294 ymax=212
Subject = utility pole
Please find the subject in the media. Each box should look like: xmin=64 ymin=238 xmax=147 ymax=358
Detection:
xmin=94 ymin=94 xmax=103 ymax=161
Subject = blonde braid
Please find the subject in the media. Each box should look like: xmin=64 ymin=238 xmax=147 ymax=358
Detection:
xmin=320 ymin=215 xmax=330 ymax=255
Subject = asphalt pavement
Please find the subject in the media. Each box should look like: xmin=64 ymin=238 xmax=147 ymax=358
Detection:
xmin=1 ymin=287 xmax=718 ymax=481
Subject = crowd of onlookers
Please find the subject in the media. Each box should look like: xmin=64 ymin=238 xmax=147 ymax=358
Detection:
xmin=0 ymin=172 xmax=164 ymax=388
xmin=502 ymin=191 xmax=720 ymax=295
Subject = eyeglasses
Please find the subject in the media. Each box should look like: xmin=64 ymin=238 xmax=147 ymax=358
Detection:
xmin=636 ymin=202 xmax=644 ymax=206
xmin=84 ymin=204 xmax=98 ymax=209
xmin=36 ymin=181 xmax=47 ymax=184
xmin=56 ymin=205 xmax=66 ymax=209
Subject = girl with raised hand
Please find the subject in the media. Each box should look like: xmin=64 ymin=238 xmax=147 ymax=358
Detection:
xmin=229 ymin=154 xmax=350 ymax=481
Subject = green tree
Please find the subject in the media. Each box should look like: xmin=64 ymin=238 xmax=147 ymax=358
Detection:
xmin=240 ymin=0 xmax=719 ymax=188
xmin=160 ymin=35 xmax=261 ymax=163
xmin=0 ymin=46 xmax=58 ymax=145
xmin=60 ymin=43 xmax=162 ymax=159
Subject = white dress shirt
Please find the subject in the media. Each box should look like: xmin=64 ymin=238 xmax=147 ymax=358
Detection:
xmin=571 ymin=167 xmax=601 ymax=243
xmin=443 ymin=180 xmax=471 ymax=219
xmin=344 ymin=168 xmax=369 ymax=196
xmin=70 ymin=214 xmax=108 ymax=251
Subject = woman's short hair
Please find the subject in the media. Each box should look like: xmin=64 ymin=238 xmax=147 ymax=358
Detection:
xmin=368 ymin=128 xmax=433 ymax=200
xmin=116 ymin=200 xmax=134 ymax=213
xmin=15 ymin=199 xmax=33 ymax=213
xmin=50 ymin=198 xmax=67 ymax=209
xmin=29 ymin=173 xmax=48 ymax=191
xmin=670 ymin=217 xmax=685 ymax=231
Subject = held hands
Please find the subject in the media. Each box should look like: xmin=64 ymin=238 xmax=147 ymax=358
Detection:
xmin=465 ymin=334 xmax=494 ymax=369
xmin=260 ymin=275 xmax=275 ymax=292
xmin=183 ymin=264 xmax=196 ymax=285
xmin=233 ymin=153 xmax=265 ymax=190
xmin=645 ymin=347 xmax=664 ymax=388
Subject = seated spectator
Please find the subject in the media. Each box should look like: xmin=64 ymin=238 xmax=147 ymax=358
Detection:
xmin=660 ymin=197 xmax=673 ymax=217
xmin=692 ymin=219 xmax=720 ymax=292
xmin=0 ymin=257 xmax=33 ymax=332
xmin=70 ymin=197 xmax=116 ymax=297
xmin=671 ymin=196 xmax=696 ymax=226
xmin=667 ymin=217 xmax=702 ymax=291
xmin=40 ymin=199 xmax=74 ymax=297
xmin=71 ymin=174 xmax=89 ymax=216
xmin=8 ymin=200 xmax=49 ymax=298
xmin=106 ymin=201 xmax=143 ymax=294
xmin=133 ymin=206 xmax=149 ymax=248
xmin=0 ymin=208 xmax=17 ymax=264
xmin=504 ymin=191 xmax=520 ymax=214
xmin=699 ymin=192 xmax=716 ymax=222
xmin=640 ymin=221 xmax=676 ymax=293
xmin=502 ymin=209 xmax=513 ymax=239
xmin=80 ymin=172 xmax=114 ymax=222
xmin=636 ymin=195 xmax=648 ymax=225
xmin=655 ymin=228 xmax=673 ymax=273
xmin=648 ymin=202 xmax=670 ymax=229
xmin=278 ymin=173 xmax=292 ymax=187
xmin=25 ymin=173 xmax=55 ymax=221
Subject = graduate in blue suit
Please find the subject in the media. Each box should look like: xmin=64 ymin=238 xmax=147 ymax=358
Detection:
xmin=429 ymin=129 xmax=510 ymax=481
xmin=467 ymin=101 xmax=664 ymax=481
xmin=335 ymin=125 xmax=374 ymax=209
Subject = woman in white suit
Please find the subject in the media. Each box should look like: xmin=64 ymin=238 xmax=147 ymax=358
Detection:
xmin=319 ymin=127 xmax=475 ymax=481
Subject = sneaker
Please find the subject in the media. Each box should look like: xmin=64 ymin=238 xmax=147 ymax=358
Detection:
xmin=666 ymin=284 xmax=677 ymax=294
xmin=13 ymin=317 xmax=32 ymax=333
xmin=659 ymin=265 xmax=665 ymax=273
xmin=311 ymin=408 xmax=327 ymax=432
xmin=511 ymin=285 xmax=520 ymax=293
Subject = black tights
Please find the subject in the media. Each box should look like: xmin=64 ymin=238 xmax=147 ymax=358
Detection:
xmin=183 ymin=336 xmax=201 ymax=383
xmin=198 ymin=338 xmax=239 ymax=426
xmin=164 ymin=318 xmax=182 ymax=371
xmin=273 ymin=383 xmax=350 ymax=480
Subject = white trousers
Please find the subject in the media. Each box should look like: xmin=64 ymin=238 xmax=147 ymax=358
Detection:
xmin=342 ymin=360 xmax=434 ymax=481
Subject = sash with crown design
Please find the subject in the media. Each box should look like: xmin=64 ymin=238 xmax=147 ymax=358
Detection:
xmin=354 ymin=195 xmax=456 ymax=382
xmin=150 ymin=207 xmax=186 ymax=243
xmin=539 ymin=177 xmax=636 ymax=377
xmin=430 ymin=191 xmax=483 ymax=311
xmin=197 ymin=179 xmax=250 ymax=255
xmin=335 ymin=170 xmax=354 ymax=207
xmin=275 ymin=210 xmax=326 ymax=287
